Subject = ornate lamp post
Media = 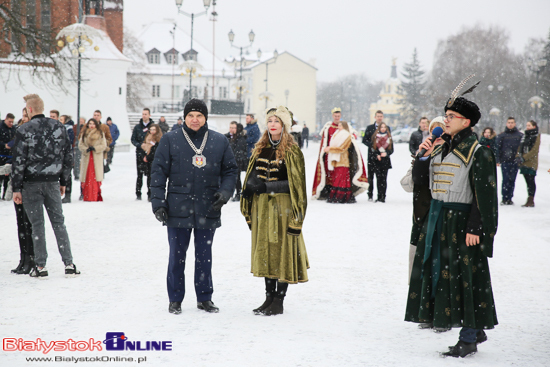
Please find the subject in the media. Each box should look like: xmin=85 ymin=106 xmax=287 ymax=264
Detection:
xmin=56 ymin=23 xmax=102 ymax=128
xmin=175 ymin=0 xmax=212 ymax=100
xmin=487 ymin=84 xmax=504 ymax=130
xmin=228 ymin=29 xmax=255 ymax=105
xmin=526 ymin=57 xmax=548 ymax=121
xmin=256 ymin=49 xmax=278 ymax=109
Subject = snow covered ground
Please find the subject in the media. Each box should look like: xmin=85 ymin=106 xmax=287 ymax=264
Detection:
xmin=1 ymin=135 xmax=550 ymax=366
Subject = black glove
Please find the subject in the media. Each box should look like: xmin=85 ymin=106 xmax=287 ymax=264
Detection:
xmin=154 ymin=207 xmax=168 ymax=224
xmin=86 ymin=146 xmax=95 ymax=152
xmin=211 ymin=192 xmax=229 ymax=212
xmin=243 ymin=175 xmax=266 ymax=197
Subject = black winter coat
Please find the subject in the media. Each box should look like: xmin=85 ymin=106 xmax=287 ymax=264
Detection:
xmin=362 ymin=123 xmax=378 ymax=163
xmin=225 ymin=131 xmax=248 ymax=171
xmin=409 ymin=128 xmax=426 ymax=155
xmin=131 ymin=119 xmax=153 ymax=160
xmin=495 ymin=127 xmax=523 ymax=164
xmin=0 ymin=120 xmax=15 ymax=165
xmin=371 ymin=136 xmax=393 ymax=171
xmin=11 ymin=114 xmax=72 ymax=191
xmin=151 ymin=123 xmax=239 ymax=229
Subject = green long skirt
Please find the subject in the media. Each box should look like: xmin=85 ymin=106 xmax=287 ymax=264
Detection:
xmin=250 ymin=193 xmax=309 ymax=283
xmin=405 ymin=208 xmax=498 ymax=329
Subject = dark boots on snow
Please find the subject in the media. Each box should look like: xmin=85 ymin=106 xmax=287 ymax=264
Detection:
xmin=253 ymin=296 xmax=274 ymax=314
xmin=442 ymin=341 xmax=477 ymax=358
xmin=11 ymin=255 xmax=24 ymax=274
xmin=169 ymin=302 xmax=182 ymax=314
xmin=12 ymin=254 xmax=35 ymax=274
xmin=522 ymin=196 xmax=534 ymax=207
xmin=257 ymin=279 xmax=287 ymax=316
xmin=261 ymin=296 xmax=284 ymax=316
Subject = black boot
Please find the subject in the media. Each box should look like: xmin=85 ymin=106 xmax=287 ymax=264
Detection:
xmin=375 ymin=195 xmax=385 ymax=203
xmin=442 ymin=341 xmax=477 ymax=358
xmin=17 ymin=254 xmax=35 ymax=274
xmin=261 ymin=281 xmax=287 ymax=316
xmin=169 ymin=302 xmax=182 ymax=314
xmin=197 ymin=300 xmax=219 ymax=313
xmin=11 ymin=254 xmax=24 ymax=274
xmin=62 ymin=195 xmax=71 ymax=204
xmin=253 ymin=278 xmax=276 ymax=314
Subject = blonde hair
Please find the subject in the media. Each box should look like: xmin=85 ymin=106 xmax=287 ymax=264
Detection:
xmin=23 ymin=94 xmax=44 ymax=114
xmin=339 ymin=121 xmax=350 ymax=132
xmin=252 ymin=117 xmax=296 ymax=164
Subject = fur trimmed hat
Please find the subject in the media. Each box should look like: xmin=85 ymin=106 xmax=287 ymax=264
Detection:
xmin=265 ymin=106 xmax=292 ymax=132
xmin=444 ymin=97 xmax=481 ymax=126
xmin=184 ymin=98 xmax=208 ymax=121
xmin=429 ymin=116 xmax=445 ymax=132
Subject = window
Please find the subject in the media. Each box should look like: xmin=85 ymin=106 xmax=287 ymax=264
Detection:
xmin=148 ymin=53 xmax=160 ymax=64
xmin=165 ymin=49 xmax=179 ymax=65
xmin=219 ymin=87 xmax=227 ymax=99
xmin=172 ymin=85 xmax=180 ymax=98
xmin=152 ymin=85 xmax=160 ymax=97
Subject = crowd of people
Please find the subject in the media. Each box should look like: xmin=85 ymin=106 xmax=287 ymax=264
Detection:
xmin=2 ymin=83 xmax=547 ymax=358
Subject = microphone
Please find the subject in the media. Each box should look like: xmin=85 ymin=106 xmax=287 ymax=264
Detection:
xmin=416 ymin=126 xmax=444 ymax=158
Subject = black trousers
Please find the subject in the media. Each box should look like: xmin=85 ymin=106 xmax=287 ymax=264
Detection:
xmin=523 ymin=173 xmax=536 ymax=197
xmin=235 ymin=172 xmax=242 ymax=196
xmin=1 ymin=175 xmax=8 ymax=199
xmin=374 ymin=167 xmax=389 ymax=198
xmin=144 ymin=161 xmax=152 ymax=198
xmin=14 ymin=202 xmax=34 ymax=256
xmin=367 ymin=162 xmax=375 ymax=197
xmin=65 ymin=168 xmax=72 ymax=196
xmin=136 ymin=157 xmax=148 ymax=196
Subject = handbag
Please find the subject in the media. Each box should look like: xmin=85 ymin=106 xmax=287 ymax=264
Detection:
xmin=400 ymin=166 xmax=414 ymax=193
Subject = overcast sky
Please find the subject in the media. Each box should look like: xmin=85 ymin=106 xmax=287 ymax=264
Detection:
xmin=124 ymin=0 xmax=550 ymax=83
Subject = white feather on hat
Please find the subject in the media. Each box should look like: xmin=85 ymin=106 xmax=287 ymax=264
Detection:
xmin=265 ymin=106 xmax=292 ymax=132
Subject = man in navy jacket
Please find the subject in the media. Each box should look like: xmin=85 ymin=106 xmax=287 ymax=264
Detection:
xmin=151 ymin=99 xmax=238 ymax=315
xmin=495 ymin=117 xmax=523 ymax=205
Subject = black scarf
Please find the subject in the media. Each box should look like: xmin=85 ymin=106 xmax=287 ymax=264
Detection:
xmin=519 ymin=127 xmax=539 ymax=154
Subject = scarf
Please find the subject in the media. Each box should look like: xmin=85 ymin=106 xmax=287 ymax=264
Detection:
xmin=519 ymin=127 xmax=539 ymax=154
xmin=327 ymin=129 xmax=351 ymax=171
xmin=376 ymin=132 xmax=390 ymax=151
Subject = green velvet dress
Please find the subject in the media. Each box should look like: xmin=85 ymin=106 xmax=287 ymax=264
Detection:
xmin=405 ymin=135 xmax=499 ymax=330
xmin=240 ymin=144 xmax=309 ymax=284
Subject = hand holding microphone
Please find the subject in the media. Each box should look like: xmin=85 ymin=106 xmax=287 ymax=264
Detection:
xmin=416 ymin=126 xmax=444 ymax=158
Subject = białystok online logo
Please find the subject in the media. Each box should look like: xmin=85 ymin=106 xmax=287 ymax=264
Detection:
xmin=3 ymin=333 xmax=172 ymax=354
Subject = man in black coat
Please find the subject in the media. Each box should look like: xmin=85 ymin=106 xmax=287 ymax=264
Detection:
xmin=302 ymin=124 xmax=309 ymax=148
xmin=11 ymin=94 xmax=80 ymax=278
xmin=409 ymin=117 xmax=429 ymax=155
xmin=151 ymin=99 xmax=238 ymax=315
xmin=362 ymin=110 xmax=384 ymax=201
xmin=0 ymin=113 xmax=15 ymax=199
xmin=131 ymin=108 xmax=154 ymax=200
xmin=495 ymin=117 xmax=523 ymax=205
xmin=225 ymin=121 xmax=247 ymax=201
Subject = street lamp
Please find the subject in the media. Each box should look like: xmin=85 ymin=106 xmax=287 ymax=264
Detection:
xmin=56 ymin=23 xmax=102 ymax=129
xmin=228 ymin=29 xmax=255 ymax=121
xmin=175 ymin=0 xmax=212 ymax=101
xmin=257 ymin=49 xmax=278 ymax=109
xmin=526 ymin=57 xmax=548 ymax=121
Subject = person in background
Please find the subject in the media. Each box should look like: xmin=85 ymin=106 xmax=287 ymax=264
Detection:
xmin=370 ymin=122 xmax=393 ymax=203
xmin=10 ymin=107 xmax=35 ymax=274
xmin=516 ymin=120 xmax=541 ymax=208
xmin=158 ymin=116 xmax=170 ymax=134
xmin=74 ymin=117 xmax=86 ymax=185
xmin=92 ymin=110 xmax=112 ymax=174
xmin=131 ymin=108 xmax=153 ymax=200
xmin=105 ymin=117 xmax=120 ymax=173
xmin=495 ymin=117 xmax=523 ymax=205
xmin=323 ymin=121 xmax=355 ymax=203
xmin=290 ymin=120 xmax=303 ymax=149
xmin=49 ymin=110 xmax=60 ymax=121
xmin=225 ymin=121 xmax=248 ymax=202
xmin=302 ymin=124 xmax=309 ymax=148
xmin=141 ymin=124 xmax=163 ymax=202
xmin=479 ymin=127 xmax=497 ymax=156
xmin=78 ymin=118 xmax=107 ymax=202
xmin=409 ymin=117 xmax=429 ymax=155
xmin=12 ymin=93 xmax=80 ymax=278
xmin=171 ymin=117 xmax=184 ymax=131
xmin=241 ymin=106 xmax=309 ymax=316
xmin=362 ymin=110 xmax=384 ymax=201
xmin=245 ymin=113 xmax=261 ymax=159
xmin=59 ymin=115 xmax=75 ymax=203
xmin=0 ymin=112 xmax=15 ymax=199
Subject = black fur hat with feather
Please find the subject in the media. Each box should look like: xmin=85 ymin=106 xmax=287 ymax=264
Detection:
xmin=444 ymin=74 xmax=481 ymax=126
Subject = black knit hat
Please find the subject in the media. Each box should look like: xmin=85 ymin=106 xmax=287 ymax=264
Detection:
xmin=184 ymin=99 xmax=208 ymax=121
xmin=444 ymin=97 xmax=481 ymax=126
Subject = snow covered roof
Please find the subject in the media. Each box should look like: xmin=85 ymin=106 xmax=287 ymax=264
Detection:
xmin=105 ymin=0 xmax=123 ymax=11
xmin=246 ymin=51 xmax=318 ymax=71
xmin=134 ymin=20 xmax=225 ymax=76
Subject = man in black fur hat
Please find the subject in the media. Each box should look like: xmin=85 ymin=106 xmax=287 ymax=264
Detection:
xmin=405 ymin=78 xmax=499 ymax=358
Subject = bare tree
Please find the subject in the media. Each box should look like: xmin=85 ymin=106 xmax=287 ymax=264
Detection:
xmin=0 ymin=2 xmax=74 ymax=91
xmin=124 ymin=26 xmax=151 ymax=112
xmin=425 ymin=25 xmax=530 ymax=132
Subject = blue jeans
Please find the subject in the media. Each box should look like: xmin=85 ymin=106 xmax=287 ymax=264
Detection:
xmin=459 ymin=328 xmax=479 ymax=343
xmin=501 ymin=162 xmax=518 ymax=201
xmin=166 ymin=227 xmax=216 ymax=303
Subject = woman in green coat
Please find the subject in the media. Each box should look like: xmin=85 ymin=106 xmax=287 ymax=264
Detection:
xmin=516 ymin=120 xmax=541 ymax=207
xmin=241 ymin=106 xmax=309 ymax=316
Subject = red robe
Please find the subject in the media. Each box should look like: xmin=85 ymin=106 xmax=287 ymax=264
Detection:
xmin=82 ymin=154 xmax=103 ymax=202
